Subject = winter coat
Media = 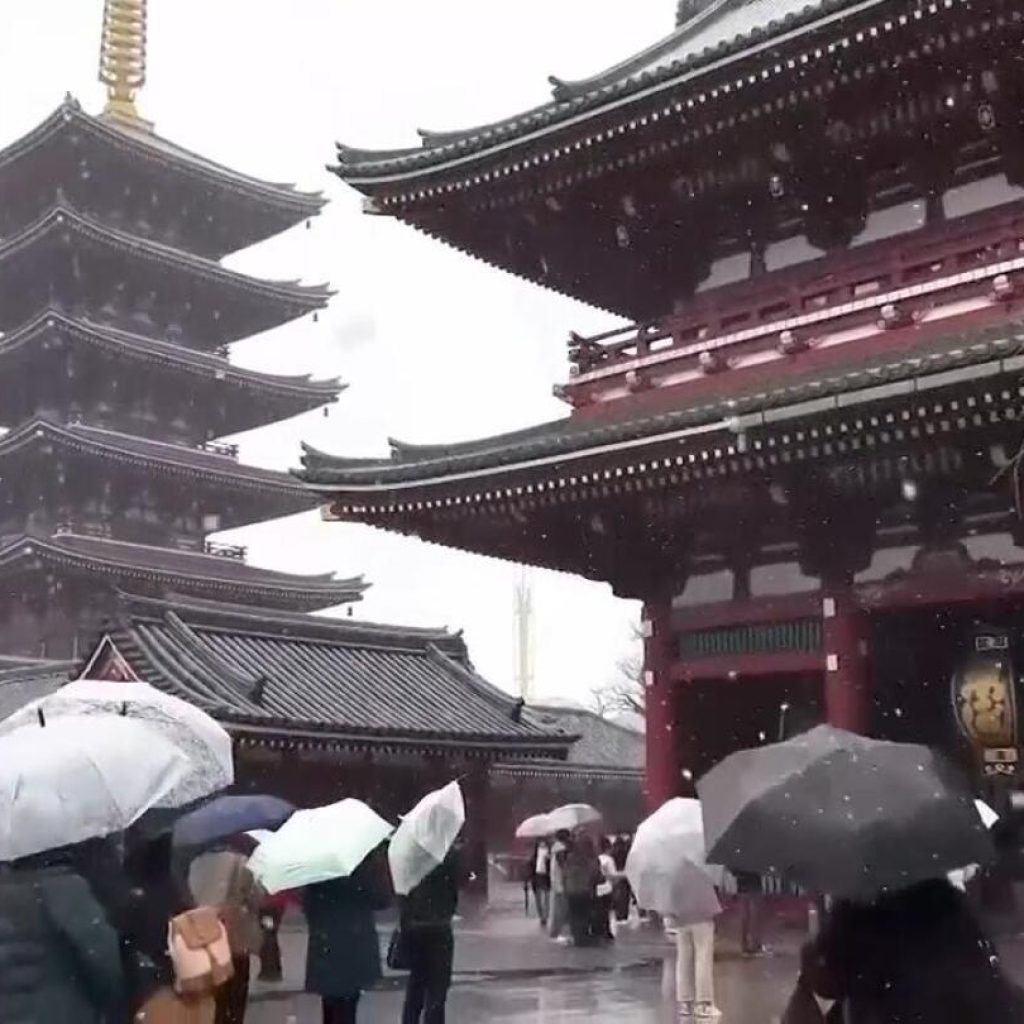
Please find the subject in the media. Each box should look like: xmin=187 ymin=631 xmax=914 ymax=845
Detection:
xmin=400 ymin=851 xmax=461 ymax=929
xmin=0 ymin=863 xmax=125 ymax=1024
xmin=802 ymin=879 xmax=1024 ymax=1024
xmin=303 ymin=869 xmax=383 ymax=997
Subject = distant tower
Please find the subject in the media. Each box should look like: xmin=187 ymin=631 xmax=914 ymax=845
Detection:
xmin=513 ymin=567 xmax=534 ymax=701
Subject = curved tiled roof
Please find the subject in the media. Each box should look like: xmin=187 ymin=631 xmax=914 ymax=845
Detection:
xmin=0 ymin=98 xmax=325 ymax=256
xmin=84 ymin=593 xmax=576 ymax=756
xmin=0 ymin=311 xmax=341 ymax=406
xmin=333 ymin=0 xmax=875 ymax=182
xmin=298 ymin=316 xmax=1024 ymax=492
xmin=522 ymin=704 xmax=644 ymax=770
xmin=0 ymin=533 xmax=367 ymax=612
xmin=0 ymin=205 xmax=332 ymax=347
xmin=0 ymin=419 xmax=316 ymax=522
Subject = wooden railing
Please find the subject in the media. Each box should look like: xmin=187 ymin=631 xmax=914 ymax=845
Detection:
xmin=204 ymin=540 xmax=247 ymax=561
xmin=561 ymin=201 xmax=1024 ymax=397
xmin=200 ymin=440 xmax=239 ymax=459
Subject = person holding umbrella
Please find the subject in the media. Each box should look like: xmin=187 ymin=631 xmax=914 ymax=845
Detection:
xmin=248 ymin=798 xmax=394 ymax=1024
xmin=388 ymin=782 xmax=466 ymax=1024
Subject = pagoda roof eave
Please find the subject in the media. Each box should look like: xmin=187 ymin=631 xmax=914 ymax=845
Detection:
xmin=0 ymin=533 xmax=368 ymax=611
xmin=0 ymin=418 xmax=318 ymax=508
xmin=0 ymin=205 xmax=334 ymax=310
xmin=1 ymin=99 xmax=326 ymax=221
xmin=332 ymin=0 xmax=879 ymax=186
xmin=0 ymin=311 xmax=343 ymax=406
xmin=297 ymin=314 xmax=1024 ymax=496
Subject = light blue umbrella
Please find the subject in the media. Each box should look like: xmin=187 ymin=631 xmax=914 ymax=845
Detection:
xmin=248 ymin=798 xmax=393 ymax=894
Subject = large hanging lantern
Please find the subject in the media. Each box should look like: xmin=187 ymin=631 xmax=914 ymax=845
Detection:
xmin=951 ymin=625 xmax=1019 ymax=778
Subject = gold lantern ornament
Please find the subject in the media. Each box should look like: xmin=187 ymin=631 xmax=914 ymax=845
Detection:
xmin=952 ymin=626 xmax=1019 ymax=778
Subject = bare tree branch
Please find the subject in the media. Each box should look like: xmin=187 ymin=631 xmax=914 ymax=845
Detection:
xmin=592 ymin=623 xmax=645 ymax=718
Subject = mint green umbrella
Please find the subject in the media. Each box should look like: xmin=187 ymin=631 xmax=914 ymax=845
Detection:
xmin=248 ymin=798 xmax=393 ymax=894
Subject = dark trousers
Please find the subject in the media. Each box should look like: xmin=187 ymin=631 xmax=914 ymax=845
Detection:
xmin=567 ymin=894 xmax=594 ymax=946
xmin=215 ymin=955 xmax=250 ymax=1024
xmin=401 ymin=923 xmax=454 ymax=1024
xmin=258 ymin=906 xmax=283 ymax=981
xmin=322 ymin=994 xmax=360 ymax=1024
xmin=594 ymin=895 xmax=614 ymax=941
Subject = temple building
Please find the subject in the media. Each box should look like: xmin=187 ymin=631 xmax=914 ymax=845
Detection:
xmin=301 ymin=0 xmax=1024 ymax=807
xmin=0 ymin=0 xmax=577 ymax=891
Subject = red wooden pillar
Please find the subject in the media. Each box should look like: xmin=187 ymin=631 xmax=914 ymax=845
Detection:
xmin=822 ymin=588 xmax=872 ymax=733
xmin=643 ymin=596 xmax=687 ymax=810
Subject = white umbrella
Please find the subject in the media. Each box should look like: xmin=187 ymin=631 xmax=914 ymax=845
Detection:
xmin=388 ymin=781 xmax=465 ymax=895
xmin=949 ymin=799 xmax=1000 ymax=891
xmin=0 ymin=716 xmax=190 ymax=861
xmin=546 ymin=803 xmax=602 ymax=833
xmin=248 ymin=798 xmax=393 ymax=894
xmin=515 ymin=813 xmax=552 ymax=840
xmin=0 ymin=678 xmax=233 ymax=806
xmin=626 ymin=797 xmax=722 ymax=924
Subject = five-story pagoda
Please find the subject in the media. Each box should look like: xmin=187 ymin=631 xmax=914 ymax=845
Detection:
xmin=0 ymin=0 xmax=362 ymax=661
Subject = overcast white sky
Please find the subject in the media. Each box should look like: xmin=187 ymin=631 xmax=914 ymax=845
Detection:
xmin=0 ymin=0 xmax=677 ymax=703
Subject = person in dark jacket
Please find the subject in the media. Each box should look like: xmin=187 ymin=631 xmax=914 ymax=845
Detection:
xmin=399 ymin=844 xmax=463 ymax=1024
xmin=0 ymin=849 xmax=126 ymax=1023
xmin=303 ymin=854 xmax=387 ymax=1024
xmin=800 ymin=877 xmax=1024 ymax=1024
xmin=563 ymin=833 xmax=602 ymax=947
xmin=610 ymin=834 xmax=633 ymax=926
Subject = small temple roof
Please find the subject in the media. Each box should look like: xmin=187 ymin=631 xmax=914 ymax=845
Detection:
xmin=521 ymin=704 xmax=644 ymax=771
xmin=75 ymin=592 xmax=575 ymax=757
xmin=0 ymin=533 xmax=367 ymax=612
xmin=298 ymin=313 xmax=1024 ymax=495
xmin=0 ymin=99 xmax=326 ymax=256
xmin=0 ymin=658 xmax=75 ymax=721
xmin=0 ymin=418 xmax=317 ymax=515
xmin=332 ymin=0 xmax=866 ymax=183
xmin=0 ymin=205 xmax=332 ymax=346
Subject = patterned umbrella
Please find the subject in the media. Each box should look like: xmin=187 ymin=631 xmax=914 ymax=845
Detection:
xmin=0 ymin=716 xmax=189 ymax=861
xmin=0 ymin=678 xmax=233 ymax=807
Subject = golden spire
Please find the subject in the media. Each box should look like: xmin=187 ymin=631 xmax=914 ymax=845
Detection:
xmin=99 ymin=0 xmax=150 ymax=127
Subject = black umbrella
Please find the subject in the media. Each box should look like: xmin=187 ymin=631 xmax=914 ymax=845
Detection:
xmin=697 ymin=725 xmax=993 ymax=900
xmin=172 ymin=794 xmax=295 ymax=851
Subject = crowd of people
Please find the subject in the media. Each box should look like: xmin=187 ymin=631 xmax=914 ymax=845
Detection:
xmin=0 ymin=826 xmax=462 ymax=1024
xmin=527 ymin=832 xmax=633 ymax=947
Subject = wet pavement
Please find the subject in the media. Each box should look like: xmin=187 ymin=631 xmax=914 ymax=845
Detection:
xmin=246 ymin=954 xmax=800 ymax=1023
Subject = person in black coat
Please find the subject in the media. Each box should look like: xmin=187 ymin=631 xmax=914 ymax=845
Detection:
xmin=0 ymin=848 xmax=126 ymax=1023
xmin=399 ymin=844 xmax=463 ymax=1024
xmin=303 ymin=852 xmax=388 ymax=1024
xmin=800 ymin=878 xmax=1024 ymax=1024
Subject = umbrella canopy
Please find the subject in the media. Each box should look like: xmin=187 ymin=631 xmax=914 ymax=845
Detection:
xmin=698 ymin=725 xmax=994 ymax=900
xmin=173 ymin=794 xmax=295 ymax=851
xmin=515 ymin=813 xmax=552 ymax=840
xmin=0 ymin=716 xmax=190 ymax=861
xmin=248 ymin=798 xmax=393 ymax=894
xmin=546 ymin=803 xmax=602 ymax=833
xmin=388 ymin=781 xmax=465 ymax=895
xmin=949 ymin=799 xmax=1000 ymax=891
xmin=625 ymin=798 xmax=722 ymax=923
xmin=0 ymin=678 xmax=233 ymax=806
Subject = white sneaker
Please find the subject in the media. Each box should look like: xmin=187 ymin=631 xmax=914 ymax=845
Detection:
xmin=677 ymin=1000 xmax=694 ymax=1019
xmin=554 ymin=935 xmax=571 ymax=945
xmin=694 ymin=1003 xmax=722 ymax=1019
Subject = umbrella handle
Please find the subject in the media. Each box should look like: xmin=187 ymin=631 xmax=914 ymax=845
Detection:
xmin=37 ymin=708 xmax=45 ymax=728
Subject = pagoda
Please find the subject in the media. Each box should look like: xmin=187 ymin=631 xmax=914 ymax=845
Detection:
xmin=303 ymin=0 xmax=1024 ymax=807
xmin=0 ymin=0 xmax=364 ymax=661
